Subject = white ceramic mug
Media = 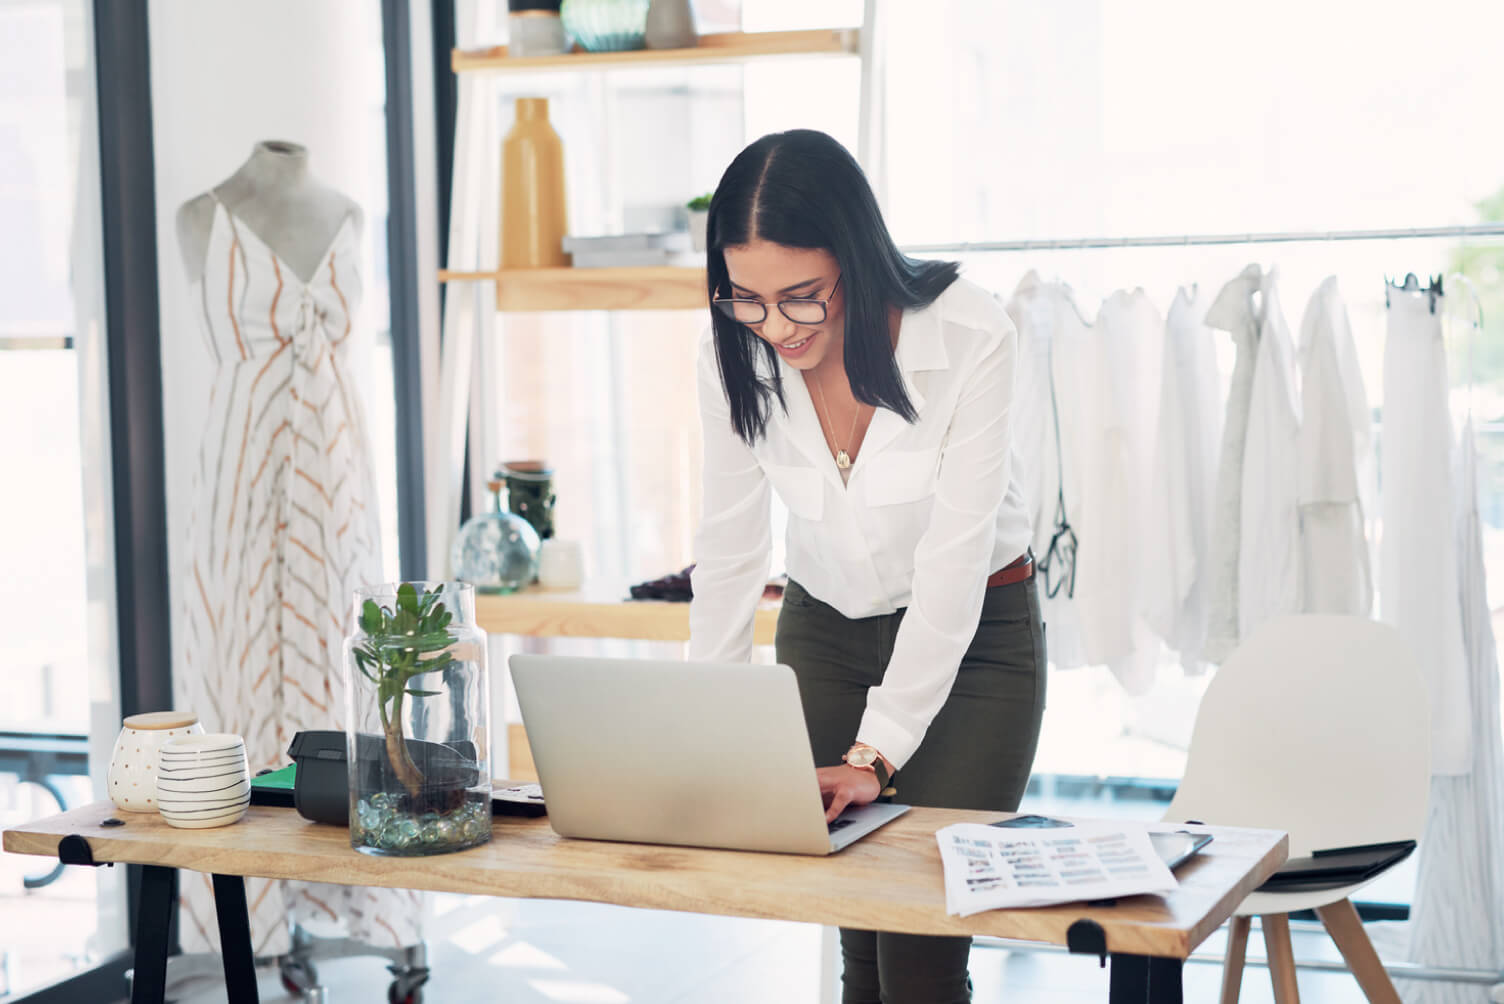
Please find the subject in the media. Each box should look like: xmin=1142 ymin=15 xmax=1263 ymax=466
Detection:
xmin=107 ymin=712 xmax=204 ymax=812
xmin=156 ymin=734 xmax=251 ymax=829
xmin=538 ymin=538 xmax=585 ymax=590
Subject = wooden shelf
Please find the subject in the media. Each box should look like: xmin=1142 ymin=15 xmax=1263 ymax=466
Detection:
xmin=438 ymin=266 xmax=707 ymax=311
xmin=476 ymin=583 xmax=780 ymax=645
xmin=452 ymin=28 xmax=858 ymax=75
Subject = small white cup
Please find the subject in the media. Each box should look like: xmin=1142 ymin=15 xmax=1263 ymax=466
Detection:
xmin=537 ymin=538 xmax=585 ymax=590
xmin=156 ymin=734 xmax=251 ymax=829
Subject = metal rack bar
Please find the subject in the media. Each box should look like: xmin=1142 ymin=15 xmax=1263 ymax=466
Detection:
xmin=903 ymin=222 xmax=1504 ymax=255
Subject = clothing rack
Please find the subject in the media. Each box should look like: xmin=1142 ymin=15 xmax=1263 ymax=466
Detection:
xmin=903 ymin=222 xmax=1504 ymax=255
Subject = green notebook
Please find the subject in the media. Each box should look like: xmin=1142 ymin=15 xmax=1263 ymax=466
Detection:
xmin=250 ymin=763 xmax=297 ymax=806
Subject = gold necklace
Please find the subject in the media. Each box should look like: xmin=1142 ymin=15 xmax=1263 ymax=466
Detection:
xmin=810 ymin=371 xmax=862 ymax=471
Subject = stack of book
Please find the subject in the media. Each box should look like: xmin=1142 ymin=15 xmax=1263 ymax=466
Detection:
xmin=563 ymin=232 xmax=692 ymax=268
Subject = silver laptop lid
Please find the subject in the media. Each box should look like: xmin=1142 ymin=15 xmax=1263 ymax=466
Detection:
xmin=509 ymin=655 xmax=835 ymax=855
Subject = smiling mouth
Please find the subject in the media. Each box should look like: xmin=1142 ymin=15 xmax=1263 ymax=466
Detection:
xmin=780 ymin=334 xmax=813 ymax=350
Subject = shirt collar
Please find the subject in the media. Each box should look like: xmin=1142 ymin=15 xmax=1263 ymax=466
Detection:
xmin=895 ymin=296 xmax=950 ymax=380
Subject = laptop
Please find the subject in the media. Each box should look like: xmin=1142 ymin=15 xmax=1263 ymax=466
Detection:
xmin=508 ymin=655 xmax=911 ymax=855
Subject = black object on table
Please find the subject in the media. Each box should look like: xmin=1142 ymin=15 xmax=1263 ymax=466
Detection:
xmin=287 ymin=730 xmax=480 ymax=826
xmin=629 ymin=565 xmax=694 ymax=601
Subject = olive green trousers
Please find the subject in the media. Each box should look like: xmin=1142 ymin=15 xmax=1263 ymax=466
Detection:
xmin=775 ymin=576 xmax=1047 ymax=1004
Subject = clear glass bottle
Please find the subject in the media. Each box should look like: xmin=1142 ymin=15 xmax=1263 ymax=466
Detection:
xmin=452 ymin=479 xmax=541 ymax=592
xmin=345 ymin=581 xmax=492 ymax=856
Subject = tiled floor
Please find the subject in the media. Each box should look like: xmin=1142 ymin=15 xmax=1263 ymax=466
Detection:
xmin=137 ymin=895 xmax=1430 ymax=1004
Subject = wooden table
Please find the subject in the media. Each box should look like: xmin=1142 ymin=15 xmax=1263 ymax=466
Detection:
xmin=3 ymin=802 xmax=1285 ymax=1003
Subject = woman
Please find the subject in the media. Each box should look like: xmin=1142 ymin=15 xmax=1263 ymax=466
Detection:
xmin=687 ymin=129 xmax=1046 ymax=1004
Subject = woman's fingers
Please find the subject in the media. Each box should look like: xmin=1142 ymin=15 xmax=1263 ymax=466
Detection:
xmin=815 ymin=765 xmax=881 ymax=822
xmin=825 ymin=786 xmax=852 ymax=823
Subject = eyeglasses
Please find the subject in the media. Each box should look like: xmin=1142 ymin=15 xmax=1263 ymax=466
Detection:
xmin=713 ymin=274 xmax=842 ymax=326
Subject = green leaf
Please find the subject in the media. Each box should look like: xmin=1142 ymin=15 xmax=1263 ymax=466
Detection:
xmin=360 ymin=600 xmax=383 ymax=634
xmin=406 ymin=630 xmax=454 ymax=653
xmin=406 ymin=656 xmax=455 ymax=678
xmin=352 ymin=648 xmax=379 ymax=682
xmin=405 ymin=688 xmax=442 ymax=698
xmin=397 ymin=582 xmax=419 ymax=614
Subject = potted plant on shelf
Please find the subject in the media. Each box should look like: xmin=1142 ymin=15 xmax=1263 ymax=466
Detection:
xmin=345 ymin=581 xmax=492 ymax=856
xmin=687 ymin=193 xmax=712 ymax=252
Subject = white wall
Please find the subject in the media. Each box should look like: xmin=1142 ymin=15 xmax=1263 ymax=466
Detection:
xmin=148 ymin=0 xmax=392 ymax=693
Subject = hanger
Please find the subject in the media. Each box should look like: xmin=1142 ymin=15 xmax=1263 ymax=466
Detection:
xmin=1384 ymin=272 xmax=1444 ymax=313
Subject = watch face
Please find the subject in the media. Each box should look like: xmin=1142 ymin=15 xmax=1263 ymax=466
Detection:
xmin=847 ymin=746 xmax=877 ymax=768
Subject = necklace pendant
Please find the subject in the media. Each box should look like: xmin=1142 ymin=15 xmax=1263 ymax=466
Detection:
xmin=836 ymin=449 xmax=852 ymax=471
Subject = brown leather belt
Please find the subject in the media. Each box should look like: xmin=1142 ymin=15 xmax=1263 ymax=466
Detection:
xmin=986 ymin=551 xmax=1035 ymax=589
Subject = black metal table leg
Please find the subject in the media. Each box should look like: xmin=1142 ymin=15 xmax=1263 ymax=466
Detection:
xmin=211 ymin=873 xmax=260 ymax=1003
xmin=1108 ymin=953 xmax=1184 ymax=1004
xmin=131 ymin=865 xmax=177 ymax=1004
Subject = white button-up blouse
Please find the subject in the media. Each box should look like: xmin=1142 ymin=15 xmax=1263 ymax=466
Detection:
xmin=688 ymin=277 xmax=1032 ymax=769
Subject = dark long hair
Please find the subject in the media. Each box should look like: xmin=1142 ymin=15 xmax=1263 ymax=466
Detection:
xmin=705 ymin=129 xmax=959 ymax=445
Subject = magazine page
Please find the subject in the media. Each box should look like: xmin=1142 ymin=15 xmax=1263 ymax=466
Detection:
xmin=936 ymin=822 xmax=1179 ymax=916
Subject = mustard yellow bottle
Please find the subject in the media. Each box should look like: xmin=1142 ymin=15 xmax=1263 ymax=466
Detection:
xmin=500 ymin=97 xmax=569 ymax=270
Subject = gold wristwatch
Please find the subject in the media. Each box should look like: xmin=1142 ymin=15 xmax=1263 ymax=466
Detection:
xmin=843 ymin=743 xmax=897 ymax=797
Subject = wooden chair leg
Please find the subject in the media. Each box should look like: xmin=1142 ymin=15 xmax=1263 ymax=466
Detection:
xmin=1314 ymin=898 xmax=1401 ymax=1004
xmin=1221 ymin=915 xmax=1251 ymax=1004
xmin=1261 ymin=913 xmax=1301 ymax=1004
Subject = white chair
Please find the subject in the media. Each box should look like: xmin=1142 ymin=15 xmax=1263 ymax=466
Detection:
xmin=1165 ymin=615 xmax=1431 ymax=1004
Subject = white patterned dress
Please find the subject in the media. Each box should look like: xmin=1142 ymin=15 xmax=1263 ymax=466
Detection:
xmin=175 ymin=196 xmax=422 ymax=956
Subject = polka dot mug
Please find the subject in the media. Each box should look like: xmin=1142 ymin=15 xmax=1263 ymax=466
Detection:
xmin=107 ymin=711 xmax=204 ymax=812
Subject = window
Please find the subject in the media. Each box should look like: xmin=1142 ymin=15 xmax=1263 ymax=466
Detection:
xmin=0 ymin=0 xmax=127 ymax=992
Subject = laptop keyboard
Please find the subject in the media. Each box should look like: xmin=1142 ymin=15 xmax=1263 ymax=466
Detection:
xmin=828 ymin=818 xmax=854 ymax=833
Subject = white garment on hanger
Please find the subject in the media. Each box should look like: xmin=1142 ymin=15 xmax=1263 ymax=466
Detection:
xmin=1073 ymin=289 xmax=1162 ymax=693
xmin=1238 ymin=266 xmax=1302 ymax=638
xmin=1202 ymin=264 xmax=1264 ymax=662
xmin=1034 ymin=280 xmax=1091 ymax=670
xmin=1381 ymin=287 xmax=1469 ymax=775
xmin=1142 ymin=286 xmax=1221 ymax=672
xmin=1003 ymin=272 xmax=1061 ymax=567
xmin=1406 ymin=420 xmax=1504 ymax=997
xmin=1296 ymin=277 xmax=1373 ymax=616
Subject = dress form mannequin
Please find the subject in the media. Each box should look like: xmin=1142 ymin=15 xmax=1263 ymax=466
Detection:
xmin=176 ymin=139 xmax=362 ymax=283
xmin=172 ymin=142 xmax=423 ymax=958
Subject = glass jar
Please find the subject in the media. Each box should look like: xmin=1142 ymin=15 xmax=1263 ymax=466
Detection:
xmin=500 ymin=460 xmax=556 ymax=541
xmin=452 ymin=480 xmax=541 ymax=592
xmin=508 ymin=0 xmax=568 ymax=57
xmin=560 ymin=0 xmax=649 ymax=52
xmin=344 ymin=582 xmax=492 ymax=856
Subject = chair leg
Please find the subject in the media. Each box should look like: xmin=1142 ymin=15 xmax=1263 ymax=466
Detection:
xmin=1314 ymin=898 xmax=1401 ymax=1004
xmin=1261 ymin=914 xmax=1301 ymax=1004
xmin=1221 ymin=915 xmax=1251 ymax=1004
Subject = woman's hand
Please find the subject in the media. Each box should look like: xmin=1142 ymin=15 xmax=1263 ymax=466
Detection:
xmin=816 ymin=764 xmax=882 ymax=823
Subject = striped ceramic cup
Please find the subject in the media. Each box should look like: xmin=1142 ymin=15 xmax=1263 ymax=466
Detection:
xmin=156 ymin=734 xmax=251 ymax=829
